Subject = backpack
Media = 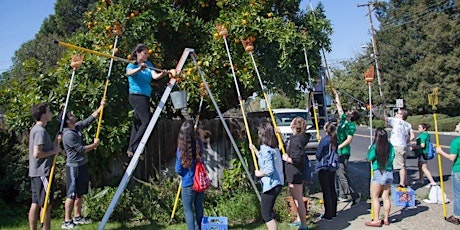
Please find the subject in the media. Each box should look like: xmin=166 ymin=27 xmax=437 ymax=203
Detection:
xmin=326 ymin=145 xmax=339 ymax=171
xmin=315 ymin=144 xmax=339 ymax=172
xmin=426 ymin=140 xmax=435 ymax=160
xmin=192 ymin=160 xmax=211 ymax=192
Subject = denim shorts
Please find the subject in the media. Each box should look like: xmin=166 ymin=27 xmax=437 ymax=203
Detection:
xmin=371 ymin=170 xmax=393 ymax=185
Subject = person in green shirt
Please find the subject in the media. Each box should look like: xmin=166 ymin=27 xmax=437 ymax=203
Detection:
xmin=332 ymin=88 xmax=361 ymax=206
xmin=365 ymin=127 xmax=395 ymax=227
xmin=411 ymin=123 xmax=436 ymax=187
xmin=436 ymin=122 xmax=460 ymax=225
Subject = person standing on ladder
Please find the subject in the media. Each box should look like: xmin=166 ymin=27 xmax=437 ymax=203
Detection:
xmin=126 ymin=44 xmax=168 ymax=156
xmin=28 ymin=103 xmax=62 ymax=230
xmin=332 ymin=88 xmax=361 ymax=206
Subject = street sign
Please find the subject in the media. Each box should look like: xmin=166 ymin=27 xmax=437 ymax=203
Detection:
xmin=396 ymin=99 xmax=404 ymax=108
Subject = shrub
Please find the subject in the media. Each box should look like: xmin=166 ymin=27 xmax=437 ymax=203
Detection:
xmin=215 ymin=191 xmax=260 ymax=225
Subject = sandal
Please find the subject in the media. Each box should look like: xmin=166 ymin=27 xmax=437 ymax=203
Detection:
xmin=446 ymin=215 xmax=460 ymax=225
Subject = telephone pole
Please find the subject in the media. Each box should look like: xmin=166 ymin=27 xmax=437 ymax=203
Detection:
xmin=358 ymin=2 xmax=386 ymax=110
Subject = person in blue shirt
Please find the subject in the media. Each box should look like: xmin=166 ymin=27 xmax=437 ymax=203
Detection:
xmin=315 ymin=122 xmax=338 ymax=221
xmin=126 ymin=44 xmax=167 ymax=156
xmin=249 ymin=123 xmax=284 ymax=230
xmin=175 ymin=121 xmax=206 ymax=230
xmin=365 ymin=127 xmax=395 ymax=227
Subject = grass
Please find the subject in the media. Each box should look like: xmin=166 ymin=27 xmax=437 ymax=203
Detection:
xmin=0 ymin=219 xmax=316 ymax=230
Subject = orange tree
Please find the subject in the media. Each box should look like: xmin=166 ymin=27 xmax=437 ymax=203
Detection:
xmin=0 ymin=0 xmax=331 ymax=186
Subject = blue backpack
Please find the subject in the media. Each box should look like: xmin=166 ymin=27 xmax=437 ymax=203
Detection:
xmin=426 ymin=140 xmax=435 ymax=160
xmin=315 ymin=144 xmax=339 ymax=172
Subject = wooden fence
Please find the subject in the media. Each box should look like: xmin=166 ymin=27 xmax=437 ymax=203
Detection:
xmin=106 ymin=117 xmax=270 ymax=187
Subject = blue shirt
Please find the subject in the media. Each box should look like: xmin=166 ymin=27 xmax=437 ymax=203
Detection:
xmin=175 ymin=139 xmax=206 ymax=187
xmin=258 ymin=145 xmax=283 ymax=193
xmin=126 ymin=61 xmax=154 ymax=96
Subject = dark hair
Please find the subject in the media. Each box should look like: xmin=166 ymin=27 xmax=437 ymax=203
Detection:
xmin=350 ymin=110 xmax=360 ymax=122
xmin=177 ymin=120 xmax=202 ymax=169
xmin=130 ymin=44 xmax=149 ymax=61
xmin=374 ymin=127 xmax=389 ymax=172
xmin=56 ymin=111 xmax=71 ymax=128
xmin=399 ymin=109 xmax=408 ymax=120
xmin=30 ymin=103 xmax=49 ymax=121
xmin=257 ymin=123 xmax=278 ymax=148
xmin=324 ymin=122 xmax=338 ymax=150
xmin=419 ymin=123 xmax=430 ymax=130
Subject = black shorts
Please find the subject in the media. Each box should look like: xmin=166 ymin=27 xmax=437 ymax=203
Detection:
xmin=31 ymin=176 xmax=55 ymax=206
xmin=284 ymin=163 xmax=304 ymax=184
xmin=66 ymin=164 xmax=89 ymax=199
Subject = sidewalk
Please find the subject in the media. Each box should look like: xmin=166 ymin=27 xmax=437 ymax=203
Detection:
xmin=310 ymin=184 xmax=457 ymax=229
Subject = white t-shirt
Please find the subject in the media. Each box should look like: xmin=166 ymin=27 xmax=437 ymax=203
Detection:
xmin=388 ymin=117 xmax=412 ymax=146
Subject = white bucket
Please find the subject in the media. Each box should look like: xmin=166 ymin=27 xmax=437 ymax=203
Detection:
xmin=170 ymin=91 xmax=187 ymax=109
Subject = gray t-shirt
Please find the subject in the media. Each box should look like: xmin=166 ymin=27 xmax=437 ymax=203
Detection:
xmin=29 ymin=124 xmax=54 ymax=177
xmin=62 ymin=115 xmax=95 ymax=167
xmin=388 ymin=117 xmax=412 ymax=147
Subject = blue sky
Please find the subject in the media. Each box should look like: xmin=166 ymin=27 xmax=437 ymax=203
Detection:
xmin=0 ymin=0 xmax=379 ymax=73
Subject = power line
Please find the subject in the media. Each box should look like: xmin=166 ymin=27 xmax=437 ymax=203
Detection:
xmin=381 ymin=1 xmax=455 ymax=30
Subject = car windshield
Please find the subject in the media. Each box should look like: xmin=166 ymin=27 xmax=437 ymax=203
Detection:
xmin=275 ymin=112 xmax=313 ymax=126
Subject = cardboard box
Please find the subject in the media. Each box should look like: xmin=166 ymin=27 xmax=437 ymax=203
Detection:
xmin=202 ymin=216 xmax=228 ymax=230
xmin=392 ymin=185 xmax=415 ymax=207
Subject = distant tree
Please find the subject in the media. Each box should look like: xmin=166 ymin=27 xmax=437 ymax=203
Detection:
xmin=374 ymin=0 xmax=459 ymax=115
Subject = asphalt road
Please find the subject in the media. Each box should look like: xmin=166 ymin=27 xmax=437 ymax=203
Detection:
xmin=348 ymin=126 xmax=456 ymax=199
xmin=307 ymin=126 xmax=459 ymax=229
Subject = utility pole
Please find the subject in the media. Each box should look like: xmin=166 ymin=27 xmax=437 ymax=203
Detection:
xmin=358 ymin=2 xmax=386 ymax=112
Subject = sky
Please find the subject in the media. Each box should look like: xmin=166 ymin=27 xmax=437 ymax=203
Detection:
xmin=0 ymin=0 xmax=379 ymax=73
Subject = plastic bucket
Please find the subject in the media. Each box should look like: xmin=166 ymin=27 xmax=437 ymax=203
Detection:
xmin=170 ymin=91 xmax=187 ymax=109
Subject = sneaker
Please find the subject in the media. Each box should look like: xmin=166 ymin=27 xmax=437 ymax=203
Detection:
xmin=61 ymin=220 xmax=77 ymax=229
xmin=73 ymin=216 xmax=91 ymax=224
xmin=351 ymin=195 xmax=361 ymax=207
xmin=297 ymin=226 xmax=309 ymax=230
xmin=338 ymin=197 xmax=349 ymax=202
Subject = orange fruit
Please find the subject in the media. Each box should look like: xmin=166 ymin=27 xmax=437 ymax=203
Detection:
xmin=242 ymin=19 xmax=248 ymax=25
xmin=148 ymin=49 xmax=153 ymax=54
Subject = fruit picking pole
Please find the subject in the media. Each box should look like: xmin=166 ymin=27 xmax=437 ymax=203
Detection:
xmin=190 ymin=52 xmax=261 ymax=201
xmin=41 ymin=65 xmax=79 ymax=227
xmin=428 ymin=88 xmax=447 ymax=219
xmin=54 ymin=40 xmax=166 ymax=72
xmin=303 ymin=48 xmax=321 ymax=141
xmin=246 ymin=50 xmax=287 ymax=155
xmin=95 ymin=35 xmax=119 ymax=140
xmin=221 ymin=35 xmax=258 ymax=171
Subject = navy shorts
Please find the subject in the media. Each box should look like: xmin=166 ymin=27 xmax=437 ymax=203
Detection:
xmin=66 ymin=164 xmax=90 ymax=199
xmin=31 ymin=176 xmax=54 ymax=206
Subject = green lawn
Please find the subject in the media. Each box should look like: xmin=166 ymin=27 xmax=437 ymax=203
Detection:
xmin=0 ymin=219 xmax=316 ymax=230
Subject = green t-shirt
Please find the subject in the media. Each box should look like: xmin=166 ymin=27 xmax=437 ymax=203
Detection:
xmin=337 ymin=113 xmax=356 ymax=155
xmin=367 ymin=142 xmax=395 ymax=171
xmin=450 ymin=136 xmax=460 ymax=173
xmin=415 ymin=132 xmax=430 ymax=156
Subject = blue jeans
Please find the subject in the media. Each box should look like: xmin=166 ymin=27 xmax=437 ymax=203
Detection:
xmin=452 ymin=171 xmax=460 ymax=217
xmin=181 ymin=186 xmax=204 ymax=230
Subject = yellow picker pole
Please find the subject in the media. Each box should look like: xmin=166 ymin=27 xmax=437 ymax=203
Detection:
xmin=428 ymin=88 xmax=447 ymax=219
xmin=54 ymin=40 xmax=166 ymax=72
xmin=241 ymin=37 xmax=286 ymax=156
xmin=40 ymin=54 xmax=84 ymax=227
xmin=95 ymin=22 xmax=123 ymax=140
xmin=217 ymin=25 xmax=258 ymax=170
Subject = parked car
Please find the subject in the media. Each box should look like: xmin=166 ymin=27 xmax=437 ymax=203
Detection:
xmin=271 ymin=108 xmax=319 ymax=155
